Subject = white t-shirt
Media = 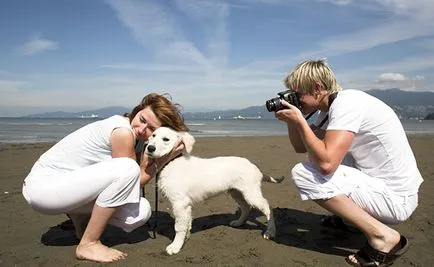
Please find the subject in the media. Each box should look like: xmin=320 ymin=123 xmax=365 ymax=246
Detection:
xmin=315 ymin=89 xmax=423 ymax=195
xmin=32 ymin=115 xmax=134 ymax=175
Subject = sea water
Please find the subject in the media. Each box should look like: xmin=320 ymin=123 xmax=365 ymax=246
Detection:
xmin=1 ymin=117 xmax=434 ymax=144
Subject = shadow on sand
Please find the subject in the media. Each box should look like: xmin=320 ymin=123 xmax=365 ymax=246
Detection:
xmin=41 ymin=207 xmax=365 ymax=257
xmin=40 ymin=219 xmax=152 ymax=247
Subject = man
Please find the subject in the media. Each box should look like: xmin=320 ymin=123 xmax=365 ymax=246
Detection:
xmin=275 ymin=59 xmax=423 ymax=266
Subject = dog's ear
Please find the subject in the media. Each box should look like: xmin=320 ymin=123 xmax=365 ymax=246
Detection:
xmin=178 ymin=131 xmax=195 ymax=154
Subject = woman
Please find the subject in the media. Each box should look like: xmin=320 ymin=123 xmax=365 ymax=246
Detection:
xmin=22 ymin=93 xmax=189 ymax=263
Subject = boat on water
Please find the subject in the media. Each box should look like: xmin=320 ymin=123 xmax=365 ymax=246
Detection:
xmin=78 ymin=114 xmax=99 ymax=119
xmin=232 ymin=115 xmax=262 ymax=120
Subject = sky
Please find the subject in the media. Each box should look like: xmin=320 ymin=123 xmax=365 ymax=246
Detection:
xmin=1 ymin=0 xmax=433 ymax=116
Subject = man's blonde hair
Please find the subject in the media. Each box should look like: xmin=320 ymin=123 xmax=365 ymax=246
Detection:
xmin=284 ymin=59 xmax=341 ymax=94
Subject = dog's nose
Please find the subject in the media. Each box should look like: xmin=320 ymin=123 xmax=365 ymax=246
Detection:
xmin=147 ymin=145 xmax=156 ymax=153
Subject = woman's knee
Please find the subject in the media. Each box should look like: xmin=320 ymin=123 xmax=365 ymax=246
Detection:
xmin=120 ymin=198 xmax=152 ymax=232
xmin=22 ymin=183 xmax=65 ymax=215
xmin=112 ymin=157 xmax=140 ymax=182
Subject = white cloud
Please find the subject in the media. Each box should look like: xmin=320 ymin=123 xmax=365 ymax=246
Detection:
xmin=412 ymin=75 xmax=425 ymax=81
xmin=339 ymin=70 xmax=428 ymax=91
xmin=0 ymin=80 xmax=27 ymax=93
xmin=417 ymin=38 xmax=434 ymax=51
xmin=377 ymin=72 xmax=408 ymax=83
xmin=106 ymin=0 xmax=207 ymax=68
xmin=18 ymin=35 xmax=59 ymax=56
xmin=2 ymin=0 xmax=433 ymax=116
xmin=105 ymin=0 xmax=232 ymax=75
xmin=101 ymin=63 xmax=206 ymax=74
xmin=300 ymin=0 xmax=434 ymax=58
xmin=317 ymin=0 xmax=353 ymax=5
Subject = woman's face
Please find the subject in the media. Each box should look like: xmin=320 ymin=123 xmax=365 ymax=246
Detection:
xmin=131 ymin=106 xmax=162 ymax=140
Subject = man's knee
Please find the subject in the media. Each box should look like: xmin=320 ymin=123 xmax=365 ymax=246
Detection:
xmin=291 ymin=162 xmax=315 ymax=185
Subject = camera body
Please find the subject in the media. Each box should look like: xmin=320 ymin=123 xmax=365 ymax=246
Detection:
xmin=265 ymin=90 xmax=302 ymax=112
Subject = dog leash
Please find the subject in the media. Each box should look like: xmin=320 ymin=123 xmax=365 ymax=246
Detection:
xmin=137 ymin=140 xmax=182 ymax=238
xmin=152 ymin=166 xmax=160 ymax=238
xmin=136 ymin=140 xmax=159 ymax=238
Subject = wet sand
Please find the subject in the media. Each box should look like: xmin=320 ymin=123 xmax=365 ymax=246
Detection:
xmin=0 ymin=135 xmax=433 ymax=266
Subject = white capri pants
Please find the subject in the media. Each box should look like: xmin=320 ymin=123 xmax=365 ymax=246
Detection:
xmin=22 ymin=157 xmax=151 ymax=233
xmin=291 ymin=162 xmax=419 ymax=225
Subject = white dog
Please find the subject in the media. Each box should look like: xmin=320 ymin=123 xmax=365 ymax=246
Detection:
xmin=145 ymin=127 xmax=282 ymax=255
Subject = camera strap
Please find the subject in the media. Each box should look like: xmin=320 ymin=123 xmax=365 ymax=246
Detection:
xmin=305 ymin=92 xmax=338 ymax=128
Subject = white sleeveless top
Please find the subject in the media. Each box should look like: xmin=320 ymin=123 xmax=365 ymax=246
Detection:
xmin=31 ymin=115 xmax=134 ymax=176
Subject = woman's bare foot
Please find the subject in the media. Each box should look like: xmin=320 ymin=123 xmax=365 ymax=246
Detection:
xmin=346 ymin=229 xmax=401 ymax=266
xmin=76 ymin=240 xmax=127 ymax=263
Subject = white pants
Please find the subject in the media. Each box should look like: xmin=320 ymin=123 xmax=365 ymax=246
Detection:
xmin=291 ymin=162 xmax=419 ymax=225
xmin=22 ymin=157 xmax=151 ymax=232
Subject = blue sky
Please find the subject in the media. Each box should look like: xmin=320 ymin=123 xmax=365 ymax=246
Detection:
xmin=1 ymin=0 xmax=433 ymax=116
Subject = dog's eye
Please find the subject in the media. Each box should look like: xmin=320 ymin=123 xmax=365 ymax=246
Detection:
xmin=163 ymin=137 xmax=170 ymax=142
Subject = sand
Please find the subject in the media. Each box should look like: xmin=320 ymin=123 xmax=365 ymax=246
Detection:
xmin=0 ymin=135 xmax=433 ymax=266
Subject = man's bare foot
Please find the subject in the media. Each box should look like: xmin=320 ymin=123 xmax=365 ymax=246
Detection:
xmin=346 ymin=229 xmax=401 ymax=266
xmin=76 ymin=240 xmax=127 ymax=263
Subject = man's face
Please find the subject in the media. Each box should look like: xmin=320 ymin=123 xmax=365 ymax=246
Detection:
xmin=292 ymin=88 xmax=320 ymax=114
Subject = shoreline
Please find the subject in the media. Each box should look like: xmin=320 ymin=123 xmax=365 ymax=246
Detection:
xmin=1 ymin=132 xmax=433 ymax=147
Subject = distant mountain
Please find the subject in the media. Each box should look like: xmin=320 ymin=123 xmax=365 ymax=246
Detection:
xmin=77 ymin=106 xmax=130 ymax=118
xmin=365 ymin=89 xmax=434 ymax=119
xmin=26 ymin=106 xmax=130 ymax=118
xmin=184 ymin=105 xmax=274 ymax=120
xmin=25 ymin=89 xmax=434 ymax=119
xmin=185 ymin=89 xmax=434 ymax=120
xmin=26 ymin=111 xmax=77 ymax=118
xmin=365 ymin=88 xmax=434 ymax=106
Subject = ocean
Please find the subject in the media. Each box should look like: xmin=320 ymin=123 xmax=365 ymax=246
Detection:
xmin=1 ymin=117 xmax=434 ymax=144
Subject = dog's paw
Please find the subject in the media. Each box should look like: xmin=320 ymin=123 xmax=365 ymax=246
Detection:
xmin=166 ymin=243 xmax=182 ymax=255
xmin=229 ymin=220 xmax=244 ymax=227
xmin=263 ymin=229 xmax=276 ymax=240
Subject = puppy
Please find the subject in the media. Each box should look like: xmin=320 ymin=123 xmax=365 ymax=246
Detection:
xmin=145 ymin=127 xmax=282 ymax=255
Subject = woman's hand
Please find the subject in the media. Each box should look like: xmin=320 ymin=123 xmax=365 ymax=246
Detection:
xmin=274 ymin=99 xmax=304 ymax=125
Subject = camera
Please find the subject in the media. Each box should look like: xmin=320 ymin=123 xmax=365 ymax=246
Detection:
xmin=265 ymin=90 xmax=302 ymax=112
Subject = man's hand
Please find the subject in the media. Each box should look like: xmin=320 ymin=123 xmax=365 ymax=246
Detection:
xmin=148 ymin=137 xmax=185 ymax=172
xmin=275 ymin=99 xmax=304 ymax=125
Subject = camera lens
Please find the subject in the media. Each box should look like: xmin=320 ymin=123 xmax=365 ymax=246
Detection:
xmin=265 ymin=100 xmax=274 ymax=112
xmin=265 ymin=98 xmax=280 ymax=112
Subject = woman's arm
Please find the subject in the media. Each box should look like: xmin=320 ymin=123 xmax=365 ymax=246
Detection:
xmin=111 ymin=127 xmax=136 ymax=159
xmin=110 ymin=128 xmax=153 ymax=186
xmin=111 ymin=128 xmax=185 ymax=186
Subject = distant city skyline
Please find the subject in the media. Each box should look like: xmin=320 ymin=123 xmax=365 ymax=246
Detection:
xmin=1 ymin=0 xmax=433 ymax=116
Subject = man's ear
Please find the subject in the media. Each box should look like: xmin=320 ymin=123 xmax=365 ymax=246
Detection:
xmin=178 ymin=131 xmax=195 ymax=154
xmin=314 ymin=82 xmax=324 ymax=99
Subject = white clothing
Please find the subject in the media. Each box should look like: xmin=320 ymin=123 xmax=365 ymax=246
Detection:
xmin=293 ymin=89 xmax=423 ymax=222
xmin=33 ymin=115 xmax=131 ymax=175
xmin=22 ymin=115 xmax=150 ymax=232
xmin=292 ymin=162 xmax=418 ymax=224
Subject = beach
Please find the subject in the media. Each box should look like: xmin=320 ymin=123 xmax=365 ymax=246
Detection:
xmin=0 ymin=135 xmax=433 ymax=266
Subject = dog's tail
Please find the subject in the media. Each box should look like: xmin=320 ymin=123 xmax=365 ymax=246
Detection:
xmin=262 ymin=175 xmax=285 ymax=184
